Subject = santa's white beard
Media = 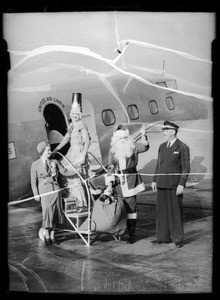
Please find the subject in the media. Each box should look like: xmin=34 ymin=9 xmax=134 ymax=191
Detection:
xmin=112 ymin=140 xmax=134 ymax=162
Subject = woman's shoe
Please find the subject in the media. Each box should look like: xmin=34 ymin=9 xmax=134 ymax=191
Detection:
xmin=44 ymin=237 xmax=52 ymax=246
xmin=113 ymin=235 xmax=121 ymax=241
xmin=175 ymin=241 xmax=183 ymax=248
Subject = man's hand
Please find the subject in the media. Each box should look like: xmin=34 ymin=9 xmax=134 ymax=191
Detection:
xmin=176 ymin=185 xmax=184 ymax=196
xmin=34 ymin=196 xmax=40 ymax=202
xmin=141 ymin=124 xmax=149 ymax=145
xmin=151 ymin=182 xmax=157 ymax=192
xmin=141 ymin=124 xmax=148 ymax=137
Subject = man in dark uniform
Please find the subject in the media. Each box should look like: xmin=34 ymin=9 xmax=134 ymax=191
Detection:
xmin=151 ymin=120 xmax=190 ymax=248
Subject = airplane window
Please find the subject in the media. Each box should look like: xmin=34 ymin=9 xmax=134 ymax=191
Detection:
xmin=148 ymin=100 xmax=159 ymax=115
xmin=127 ymin=104 xmax=139 ymax=120
xmin=166 ymin=96 xmax=175 ymax=110
xmin=166 ymin=80 xmax=177 ymax=89
xmin=156 ymin=82 xmax=167 ymax=87
xmin=101 ymin=109 xmax=116 ymax=126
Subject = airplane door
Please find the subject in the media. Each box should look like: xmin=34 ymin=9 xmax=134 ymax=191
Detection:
xmin=81 ymin=99 xmax=102 ymax=168
xmin=43 ymin=103 xmax=70 ymax=155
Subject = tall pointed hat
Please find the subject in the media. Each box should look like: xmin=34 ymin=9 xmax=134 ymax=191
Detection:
xmin=70 ymin=93 xmax=82 ymax=114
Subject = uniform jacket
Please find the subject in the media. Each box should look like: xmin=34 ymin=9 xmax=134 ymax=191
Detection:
xmin=153 ymin=138 xmax=190 ymax=189
xmin=108 ymin=143 xmax=149 ymax=197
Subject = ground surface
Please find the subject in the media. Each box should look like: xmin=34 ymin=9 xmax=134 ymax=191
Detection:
xmin=7 ymin=179 xmax=213 ymax=294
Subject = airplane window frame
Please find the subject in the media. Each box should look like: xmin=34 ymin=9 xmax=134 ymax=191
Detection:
xmin=156 ymin=81 xmax=167 ymax=88
xmin=101 ymin=109 xmax=116 ymax=126
xmin=148 ymin=100 xmax=159 ymax=115
xmin=166 ymin=80 xmax=177 ymax=89
xmin=166 ymin=96 xmax=175 ymax=110
xmin=127 ymin=104 xmax=139 ymax=120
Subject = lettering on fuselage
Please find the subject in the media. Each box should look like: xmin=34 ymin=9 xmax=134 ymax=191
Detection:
xmin=38 ymin=97 xmax=65 ymax=112
xmin=8 ymin=142 xmax=16 ymax=160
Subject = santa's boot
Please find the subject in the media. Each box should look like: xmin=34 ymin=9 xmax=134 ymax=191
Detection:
xmin=127 ymin=213 xmax=137 ymax=244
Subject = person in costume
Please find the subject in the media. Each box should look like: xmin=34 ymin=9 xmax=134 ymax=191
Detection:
xmin=108 ymin=124 xmax=149 ymax=244
xmin=52 ymin=93 xmax=91 ymax=212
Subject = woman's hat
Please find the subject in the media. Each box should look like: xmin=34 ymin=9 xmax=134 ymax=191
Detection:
xmin=37 ymin=141 xmax=48 ymax=155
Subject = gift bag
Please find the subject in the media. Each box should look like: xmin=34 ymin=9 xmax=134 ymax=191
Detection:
xmin=79 ymin=197 xmax=127 ymax=235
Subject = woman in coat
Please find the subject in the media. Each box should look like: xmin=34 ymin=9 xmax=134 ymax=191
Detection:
xmin=31 ymin=141 xmax=65 ymax=246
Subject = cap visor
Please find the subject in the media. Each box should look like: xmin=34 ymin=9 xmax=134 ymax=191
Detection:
xmin=162 ymin=126 xmax=175 ymax=130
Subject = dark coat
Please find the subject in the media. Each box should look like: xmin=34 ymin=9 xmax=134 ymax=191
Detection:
xmin=108 ymin=143 xmax=149 ymax=197
xmin=153 ymin=139 xmax=190 ymax=189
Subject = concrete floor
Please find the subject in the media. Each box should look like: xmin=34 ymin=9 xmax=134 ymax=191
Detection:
xmin=7 ymin=179 xmax=213 ymax=294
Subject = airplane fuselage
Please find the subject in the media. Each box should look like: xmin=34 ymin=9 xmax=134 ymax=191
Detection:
xmin=8 ymin=75 xmax=211 ymax=202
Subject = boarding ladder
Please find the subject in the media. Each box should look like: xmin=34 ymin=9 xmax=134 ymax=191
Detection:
xmin=56 ymin=151 xmax=108 ymax=247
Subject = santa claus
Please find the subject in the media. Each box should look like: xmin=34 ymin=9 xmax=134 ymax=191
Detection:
xmin=108 ymin=124 xmax=149 ymax=244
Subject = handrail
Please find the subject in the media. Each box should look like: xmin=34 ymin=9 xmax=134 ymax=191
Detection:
xmin=57 ymin=152 xmax=87 ymax=183
xmin=87 ymin=151 xmax=108 ymax=173
xmin=131 ymin=121 xmax=163 ymax=143
xmin=55 ymin=152 xmax=92 ymax=246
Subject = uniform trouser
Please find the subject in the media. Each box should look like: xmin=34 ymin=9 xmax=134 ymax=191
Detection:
xmin=156 ymin=188 xmax=184 ymax=243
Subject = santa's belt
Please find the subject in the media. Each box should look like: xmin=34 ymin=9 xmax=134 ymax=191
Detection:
xmin=117 ymin=167 xmax=137 ymax=174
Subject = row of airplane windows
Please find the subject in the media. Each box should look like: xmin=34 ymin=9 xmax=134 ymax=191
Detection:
xmin=101 ymin=96 xmax=175 ymax=126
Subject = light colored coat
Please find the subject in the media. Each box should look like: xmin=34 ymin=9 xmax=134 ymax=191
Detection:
xmin=31 ymin=158 xmax=64 ymax=228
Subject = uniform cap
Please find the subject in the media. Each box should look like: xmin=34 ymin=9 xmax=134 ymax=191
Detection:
xmin=162 ymin=120 xmax=179 ymax=130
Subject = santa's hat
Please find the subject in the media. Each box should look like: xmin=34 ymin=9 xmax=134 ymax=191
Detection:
xmin=113 ymin=128 xmax=129 ymax=139
xmin=110 ymin=129 xmax=129 ymax=148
